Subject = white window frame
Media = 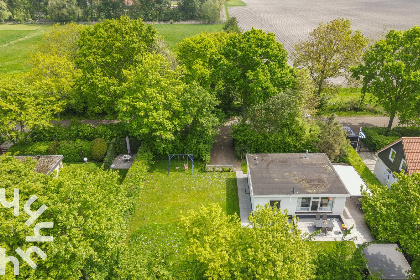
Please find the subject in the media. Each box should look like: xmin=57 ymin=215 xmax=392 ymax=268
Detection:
xmin=389 ymin=148 xmax=396 ymax=162
xmin=399 ymin=159 xmax=407 ymax=171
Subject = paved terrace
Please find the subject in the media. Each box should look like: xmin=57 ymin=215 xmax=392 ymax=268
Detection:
xmin=237 ymin=171 xmax=374 ymax=244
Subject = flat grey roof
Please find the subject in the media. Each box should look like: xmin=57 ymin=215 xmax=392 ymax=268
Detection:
xmin=247 ymin=153 xmax=349 ymax=196
xmin=363 ymin=244 xmax=411 ymax=280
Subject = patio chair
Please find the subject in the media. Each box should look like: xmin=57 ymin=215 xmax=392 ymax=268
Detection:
xmin=322 ymin=213 xmax=328 ymax=220
xmin=315 ymin=213 xmax=321 ymax=220
xmin=321 ymin=227 xmax=327 ymax=235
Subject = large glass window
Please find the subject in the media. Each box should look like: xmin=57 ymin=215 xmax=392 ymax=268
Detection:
xmin=297 ymin=197 xmax=333 ymax=212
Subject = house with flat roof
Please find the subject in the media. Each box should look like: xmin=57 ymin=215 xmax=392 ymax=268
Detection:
xmin=246 ymin=153 xmax=350 ymax=215
xmin=374 ymin=137 xmax=420 ymax=187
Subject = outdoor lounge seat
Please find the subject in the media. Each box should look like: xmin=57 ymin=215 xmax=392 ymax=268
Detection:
xmin=315 ymin=213 xmax=321 ymax=220
xmin=322 ymin=213 xmax=328 ymax=220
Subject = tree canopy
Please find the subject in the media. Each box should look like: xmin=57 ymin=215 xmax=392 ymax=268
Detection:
xmin=180 ymin=203 xmax=313 ymax=279
xmin=292 ymin=18 xmax=368 ymax=96
xmin=352 ymin=26 xmax=420 ymax=129
xmin=76 ymin=16 xmax=157 ymax=116
xmin=362 ymin=172 xmax=420 ymax=277
xmin=218 ymin=28 xmax=295 ymax=119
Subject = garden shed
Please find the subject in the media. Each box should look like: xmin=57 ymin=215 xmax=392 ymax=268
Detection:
xmin=14 ymin=155 xmax=64 ymax=176
xmin=246 ymin=153 xmax=350 ymax=215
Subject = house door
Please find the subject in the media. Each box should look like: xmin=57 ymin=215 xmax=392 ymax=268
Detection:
xmin=311 ymin=198 xmax=320 ymax=211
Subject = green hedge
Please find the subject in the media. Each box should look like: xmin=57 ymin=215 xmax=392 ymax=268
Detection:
xmin=8 ymin=141 xmax=50 ymax=155
xmin=362 ymin=126 xmax=420 ymax=151
xmin=343 ymin=145 xmax=381 ymax=187
xmin=29 ymin=121 xmax=130 ymax=143
xmin=232 ymin=123 xmax=316 ymax=159
xmin=123 ymin=146 xmax=153 ymax=216
xmin=8 ymin=140 xmax=93 ymax=162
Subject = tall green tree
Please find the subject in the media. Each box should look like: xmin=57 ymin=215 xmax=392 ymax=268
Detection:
xmin=292 ymin=18 xmax=368 ymax=96
xmin=0 ymin=0 xmax=10 ymax=21
xmin=314 ymin=115 xmax=348 ymax=162
xmin=0 ymin=156 xmax=139 ymax=279
xmin=180 ymin=204 xmax=313 ymax=279
xmin=352 ymin=26 xmax=420 ymax=129
xmin=0 ymin=75 xmax=62 ymax=143
xmin=218 ymin=28 xmax=295 ymax=119
xmin=362 ymin=172 xmax=420 ymax=276
xmin=76 ymin=16 xmax=157 ymax=116
xmin=47 ymin=0 xmax=80 ymax=22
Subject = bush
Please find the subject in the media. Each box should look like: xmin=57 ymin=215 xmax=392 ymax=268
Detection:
xmin=47 ymin=141 xmax=60 ymax=154
xmin=29 ymin=121 xmax=129 ymax=143
xmin=343 ymin=144 xmax=381 ymax=187
xmin=8 ymin=142 xmax=50 ymax=155
xmin=58 ymin=140 xmax=93 ymax=162
xmin=363 ymin=127 xmax=401 ymax=151
xmin=91 ymin=138 xmax=108 ymax=161
xmin=104 ymin=138 xmax=119 ymax=169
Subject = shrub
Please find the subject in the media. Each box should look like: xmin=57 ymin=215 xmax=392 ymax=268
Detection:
xmin=91 ymin=138 xmax=108 ymax=161
xmin=8 ymin=142 xmax=50 ymax=155
xmin=363 ymin=127 xmax=400 ymax=151
xmin=104 ymin=138 xmax=118 ymax=169
xmin=343 ymin=144 xmax=381 ymax=187
xmin=58 ymin=140 xmax=92 ymax=162
xmin=48 ymin=141 xmax=60 ymax=154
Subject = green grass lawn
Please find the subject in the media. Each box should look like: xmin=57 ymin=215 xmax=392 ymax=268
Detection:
xmin=318 ymin=87 xmax=382 ymax=117
xmin=0 ymin=24 xmax=51 ymax=74
xmin=128 ymin=160 xmax=239 ymax=235
xmin=64 ymin=162 xmax=129 ymax=183
xmin=153 ymin=23 xmax=224 ymax=51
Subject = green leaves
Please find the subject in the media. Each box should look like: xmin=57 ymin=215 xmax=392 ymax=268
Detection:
xmin=352 ymin=26 xmax=420 ymax=128
xmin=293 ymin=18 xmax=368 ymax=96
xmin=363 ymin=172 xmax=420 ymax=276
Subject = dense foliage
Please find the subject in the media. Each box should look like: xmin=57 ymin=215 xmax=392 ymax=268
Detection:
xmin=362 ymin=126 xmax=420 ymax=151
xmin=1 ymin=0 xmax=225 ymax=23
xmin=362 ymin=172 xmax=420 ymax=276
xmin=352 ymin=26 xmax=420 ymax=128
xmin=292 ymin=18 xmax=368 ymax=96
xmin=0 ymin=155 xmax=136 ymax=278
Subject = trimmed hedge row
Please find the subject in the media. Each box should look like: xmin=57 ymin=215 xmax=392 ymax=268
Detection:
xmin=362 ymin=126 xmax=420 ymax=151
xmin=343 ymin=144 xmax=381 ymax=187
xmin=123 ymin=146 xmax=153 ymax=216
xmin=29 ymin=121 xmax=129 ymax=143
xmin=9 ymin=140 xmax=93 ymax=162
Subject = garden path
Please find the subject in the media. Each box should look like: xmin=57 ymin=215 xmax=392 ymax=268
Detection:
xmin=209 ymin=119 xmax=242 ymax=171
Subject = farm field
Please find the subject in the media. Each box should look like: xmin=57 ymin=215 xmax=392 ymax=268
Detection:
xmin=229 ymin=0 xmax=420 ymax=56
xmin=153 ymin=23 xmax=224 ymax=51
xmin=0 ymin=24 xmax=51 ymax=74
xmin=0 ymin=23 xmax=223 ymax=74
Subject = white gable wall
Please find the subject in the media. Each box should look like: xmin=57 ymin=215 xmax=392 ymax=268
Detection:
xmin=374 ymin=157 xmax=398 ymax=187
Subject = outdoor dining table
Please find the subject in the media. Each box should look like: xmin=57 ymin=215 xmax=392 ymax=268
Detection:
xmin=314 ymin=219 xmax=334 ymax=229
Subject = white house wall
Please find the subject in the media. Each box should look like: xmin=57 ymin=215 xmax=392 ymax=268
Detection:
xmin=374 ymin=158 xmax=398 ymax=187
xmin=251 ymin=196 xmax=348 ymax=216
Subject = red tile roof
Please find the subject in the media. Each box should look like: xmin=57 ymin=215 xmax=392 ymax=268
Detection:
xmin=402 ymin=137 xmax=420 ymax=175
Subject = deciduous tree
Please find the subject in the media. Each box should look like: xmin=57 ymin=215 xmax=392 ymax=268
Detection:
xmin=76 ymin=16 xmax=157 ymax=116
xmin=362 ymin=172 xmax=420 ymax=277
xmin=352 ymin=26 xmax=420 ymax=129
xmin=292 ymin=18 xmax=368 ymax=97
xmin=218 ymin=28 xmax=295 ymax=119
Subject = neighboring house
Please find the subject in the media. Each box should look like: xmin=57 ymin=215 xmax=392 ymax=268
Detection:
xmin=374 ymin=137 xmax=420 ymax=187
xmin=14 ymin=155 xmax=64 ymax=176
xmin=246 ymin=153 xmax=350 ymax=216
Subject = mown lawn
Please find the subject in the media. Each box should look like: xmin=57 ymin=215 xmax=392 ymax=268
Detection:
xmin=64 ymin=162 xmax=129 ymax=183
xmin=318 ymin=88 xmax=382 ymax=116
xmin=153 ymin=23 xmax=224 ymax=51
xmin=0 ymin=24 xmax=51 ymax=74
xmin=128 ymin=160 xmax=239 ymax=235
